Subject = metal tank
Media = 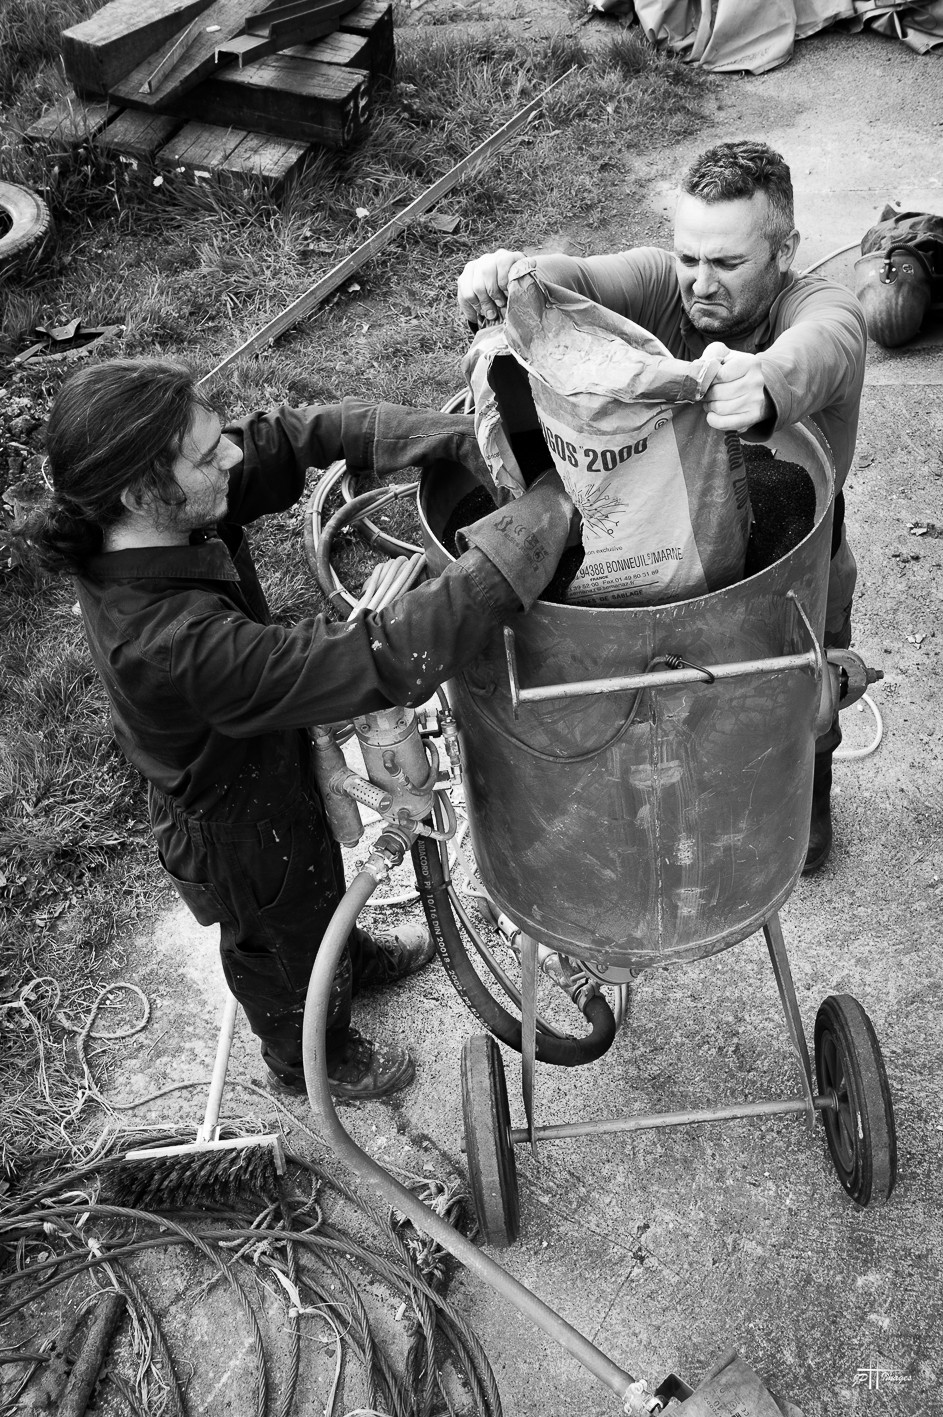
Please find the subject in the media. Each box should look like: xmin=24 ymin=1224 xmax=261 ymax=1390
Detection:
xmin=419 ymin=421 xmax=836 ymax=975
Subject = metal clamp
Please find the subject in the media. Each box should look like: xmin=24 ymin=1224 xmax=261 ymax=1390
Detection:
xmin=827 ymin=648 xmax=884 ymax=710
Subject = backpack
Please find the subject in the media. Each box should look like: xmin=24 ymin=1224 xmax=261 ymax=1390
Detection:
xmin=854 ymin=206 xmax=943 ymax=346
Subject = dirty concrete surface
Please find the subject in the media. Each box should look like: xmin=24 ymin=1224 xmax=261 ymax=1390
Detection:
xmin=109 ymin=9 xmax=943 ymax=1416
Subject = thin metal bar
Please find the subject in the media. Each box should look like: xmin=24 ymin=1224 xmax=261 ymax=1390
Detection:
xmin=199 ymin=69 xmax=576 ymax=386
xmin=510 ymin=651 xmax=817 ymax=707
xmin=509 ymin=1094 xmax=835 ymax=1145
xmin=140 ymin=16 xmax=203 ymax=92
xmin=763 ymin=911 xmax=817 ymax=1128
xmin=521 ymin=933 xmax=538 ymax=1158
xmin=245 ymin=0 xmax=356 ymax=32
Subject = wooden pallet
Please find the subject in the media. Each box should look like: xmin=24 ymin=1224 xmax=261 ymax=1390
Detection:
xmin=175 ymin=52 xmax=370 ymax=149
xmin=26 ymin=0 xmax=394 ymax=185
xmin=27 ymin=0 xmax=393 ymax=185
xmin=159 ymin=122 xmax=309 ymax=183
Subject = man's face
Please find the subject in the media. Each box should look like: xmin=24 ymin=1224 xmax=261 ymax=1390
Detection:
xmin=156 ymin=404 xmax=243 ymax=534
xmin=673 ymin=191 xmax=797 ymax=340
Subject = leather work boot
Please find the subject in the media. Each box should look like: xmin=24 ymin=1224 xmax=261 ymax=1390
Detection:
xmin=356 ymin=923 xmax=436 ymax=990
xmin=803 ymin=749 xmax=833 ymax=875
xmin=268 ymin=1028 xmax=416 ymax=1102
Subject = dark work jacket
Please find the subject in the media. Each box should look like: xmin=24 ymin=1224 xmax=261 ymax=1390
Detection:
xmin=74 ymin=400 xmax=511 ymax=823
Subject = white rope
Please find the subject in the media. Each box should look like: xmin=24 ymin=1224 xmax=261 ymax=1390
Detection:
xmin=835 ymin=692 xmax=884 ymax=760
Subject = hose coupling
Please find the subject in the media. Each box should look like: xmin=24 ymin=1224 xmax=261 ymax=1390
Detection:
xmin=363 ymin=827 xmax=413 ymax=882
xmin=438 ymin=707 xmax=464 ymax=785
xmin=496 ymin=915 xmax=601 ymax=1009
xmin=620 ymin=1380 xmax=658 ymax=1415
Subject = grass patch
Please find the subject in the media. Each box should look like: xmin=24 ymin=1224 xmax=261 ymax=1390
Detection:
xmin=0 ymin=17 xmax=715 ymax=1174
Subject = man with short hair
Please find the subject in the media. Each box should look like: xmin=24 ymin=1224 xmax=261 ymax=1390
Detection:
xmin=23 ymin=358 xmax=574 ymax=1099
xmin=457 ymin=140 xmax=866 ymax=874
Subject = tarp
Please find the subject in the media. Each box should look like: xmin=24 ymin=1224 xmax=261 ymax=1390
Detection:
xmin=591 ymin=0 xmax=943 ymax=70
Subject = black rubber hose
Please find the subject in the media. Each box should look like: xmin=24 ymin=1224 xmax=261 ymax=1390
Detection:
xmin=411 ymin=838 xmax=616 ymax=1067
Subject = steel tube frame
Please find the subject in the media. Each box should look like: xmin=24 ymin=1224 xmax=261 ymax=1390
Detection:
xmin=510 ymin=1093 xmax=836 ymax=1146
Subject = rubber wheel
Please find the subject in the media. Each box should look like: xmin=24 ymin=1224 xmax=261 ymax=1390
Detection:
xmin=0 ymin=181 xmax=53 ymax=270
xmin=814 ymin=994 xmax=897 ymax=1207
xmin=461 ymin=1034 xmax=520 ymax=1247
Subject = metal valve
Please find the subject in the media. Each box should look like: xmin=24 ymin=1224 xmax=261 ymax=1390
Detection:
xmin=352 ymin=706 xmax=438 ymax=827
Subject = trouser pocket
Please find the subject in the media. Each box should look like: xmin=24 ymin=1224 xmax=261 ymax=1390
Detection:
xmin=157 ymin=848 xmax=236 ymax=929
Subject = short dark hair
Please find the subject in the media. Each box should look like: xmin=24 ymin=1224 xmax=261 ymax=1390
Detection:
xmin=16 ymin=358 xmax=211 ymax=573
xmin=681 ymin=141 xmax=795 ymax=254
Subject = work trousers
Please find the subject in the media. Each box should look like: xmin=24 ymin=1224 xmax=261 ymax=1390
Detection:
xmin=149 ymin=783 xmax=369 ymax=1081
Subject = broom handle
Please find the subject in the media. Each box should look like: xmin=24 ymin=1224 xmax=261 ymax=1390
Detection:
xmin=196 ymin=992 xmax=239 ymax=1143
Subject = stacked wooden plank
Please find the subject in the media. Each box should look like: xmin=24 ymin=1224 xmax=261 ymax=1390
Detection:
xmin=26 ymin=0 xmax=394 ymax=187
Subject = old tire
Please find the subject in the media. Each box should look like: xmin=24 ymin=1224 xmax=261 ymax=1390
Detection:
xmin=461 ymin=1033 xmax=520 ymax=1247
xmin=0 ymin=181 xmax=53 ymax=271
xmin=814 ymin=994 xmax=897 ymax=1207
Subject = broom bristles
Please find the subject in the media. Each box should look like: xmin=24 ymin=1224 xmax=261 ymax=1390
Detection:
xmin=109 ymin=1134 xmax=286 ymax=1210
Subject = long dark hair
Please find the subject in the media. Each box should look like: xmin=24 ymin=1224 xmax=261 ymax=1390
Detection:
xmin=17 ymin=358 xmax=212 ymax=573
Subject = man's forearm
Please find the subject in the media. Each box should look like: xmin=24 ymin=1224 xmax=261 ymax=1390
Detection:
xmin=341 ymin=399 xmax=489 ymax=482
xmin=231 ymin=399 xmax=489 ymax=484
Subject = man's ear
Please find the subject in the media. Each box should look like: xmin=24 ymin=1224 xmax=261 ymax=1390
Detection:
xmin=119 ymin=484 xmax=149 ymax=515
xmin=778 ymin=228 xmax=800 ymax=272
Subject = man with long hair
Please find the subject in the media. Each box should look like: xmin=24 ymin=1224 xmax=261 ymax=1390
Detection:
xmin=22 ymin=360 xmax=574 ymax=1100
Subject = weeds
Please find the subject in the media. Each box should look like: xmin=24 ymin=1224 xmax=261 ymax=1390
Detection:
xmin=0 ymin=18 xmax=713 ymax=1173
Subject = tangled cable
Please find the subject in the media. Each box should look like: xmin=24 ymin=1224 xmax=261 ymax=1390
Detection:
xmin=0 ymin=1141 xmax=501 ymax=1417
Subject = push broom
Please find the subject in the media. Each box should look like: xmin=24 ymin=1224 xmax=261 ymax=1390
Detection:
xmin=117 ymin=991 xmax=285 ymax=1209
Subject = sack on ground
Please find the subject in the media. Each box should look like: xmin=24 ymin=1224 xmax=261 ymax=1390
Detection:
xmin=464 ymin=260 xmax=751 ymax=608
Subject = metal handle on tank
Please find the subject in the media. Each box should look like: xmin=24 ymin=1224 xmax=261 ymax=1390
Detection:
xmin=503 ymin=590 xmax=825 ymax=717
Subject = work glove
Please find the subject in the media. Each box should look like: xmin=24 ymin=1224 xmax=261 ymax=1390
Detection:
xmin=455 ymin=469 xmax=575 ymax=611
xmin=340 ymin=398 xmax=490 ymax=485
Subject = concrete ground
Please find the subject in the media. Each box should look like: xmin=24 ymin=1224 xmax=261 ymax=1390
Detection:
xmin=113 ymin=10 xmax=943 ymax=1416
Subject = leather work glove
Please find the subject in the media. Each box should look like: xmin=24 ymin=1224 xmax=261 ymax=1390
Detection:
xmin=341 ymin=398 xmax=490 ymax=484
xmin=455 ymin=469 xmax=575 ymax=611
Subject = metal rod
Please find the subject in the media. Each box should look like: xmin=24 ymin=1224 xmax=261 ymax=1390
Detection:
xmin=198 ymin=68 xmax=576 ymax=386
xmin=245 ymin=0 xmax=353 ymax=34
xmin=507 ymin=649 xmax=817 ymax=708
xmin=763 ymin=910 xmax=817 ymax=1128
xmin=509 ymin=1094 xmax=836 ymax=1144
xmin=140 ymin=16 xmax=203 ymax=93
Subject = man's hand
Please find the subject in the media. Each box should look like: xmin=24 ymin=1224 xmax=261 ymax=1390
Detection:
xmin=456 ymin=249 xmax=526 ymax=326
xmin=701 ymin=344 xmax=775 ymax=432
